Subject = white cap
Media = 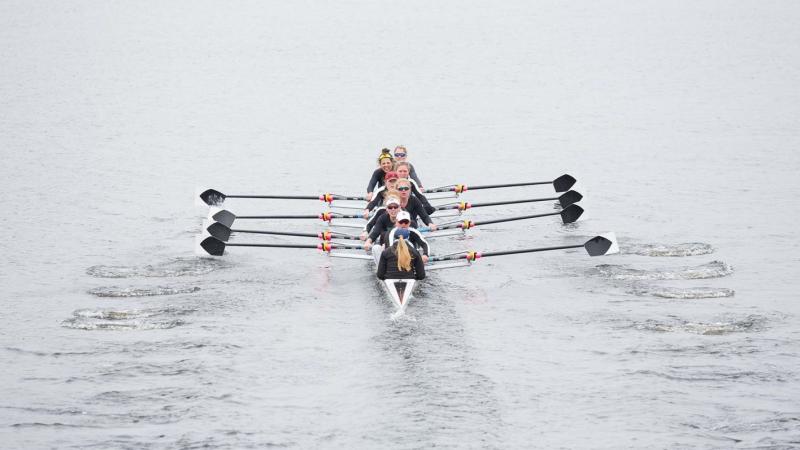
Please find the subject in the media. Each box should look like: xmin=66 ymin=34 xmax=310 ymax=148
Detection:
xmin=396 ymin=211 xmax=411 ymax=223
xmin=385 ymin=196 xmax=400 ymax=206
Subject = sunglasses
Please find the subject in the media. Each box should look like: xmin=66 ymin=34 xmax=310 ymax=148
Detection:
xmin=387 ymin=204 xmax=400 ymax=209
xmin=397 ymin=186 xmax=410 ymax=191
xmin=398 ymin=220 xmax=410 ymax=225
xmin=394 ymin=152 xmax=407 ymax=157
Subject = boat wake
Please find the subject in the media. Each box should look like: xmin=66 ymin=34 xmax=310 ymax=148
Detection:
xmin=629 ymin=285 xmax=735 ymax=299
xmin=61 ymin=306 xmax=195 ymax=331
xmin=622 ymin=242 xmax=715 ymax=257
xmin=87 ymin=285 xmax=201 ymax=298
xmin=589 ymin=260 xmax=733 ymax=281
xmin=631 ymin=314 xmax=768 ymax=335
xmin=86 ymin=257 xmax=228 ymax=278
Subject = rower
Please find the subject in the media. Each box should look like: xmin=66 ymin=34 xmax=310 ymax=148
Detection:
xmin=365 ymin=149 xmax=395 ymax=201
xmin=376 ymin=227 xmax=426 ymax=281
xmin=396 ymin=178 xmax=437 ymax=231
xmin=387 ymin=211 xmax=430 ymax=264
xmin=393 ymin=146 xmax=423 ymax=188
xmin=363 ymin=170 xmax=399 ymax=218
xmin=395 ymin=161 xmax=435 ymax=215
xmin=363 ymin=196 xmax=402 ymax=251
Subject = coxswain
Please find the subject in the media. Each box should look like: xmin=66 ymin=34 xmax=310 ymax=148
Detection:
xmin=376 ymin=227 xmax=426 ymax=281
xmin=387 ymin=211 xmax=430 ymax=264
xmin=363 ymin=170 xmax=400 ymax=218
xmin=365 ymin=149 xmax=394 ymax=201
xmin=396 ymin=178 xmax=437 ymax=231
xmin=395 ymin=162 xmax=435 ymax=215
xmin=393 ymin=146 xmax=423 ymax=188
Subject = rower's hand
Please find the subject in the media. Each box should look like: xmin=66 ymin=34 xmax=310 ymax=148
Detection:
xmin=362 ymin=209 xmax=370 ymax=219
xmin=364 ymin=241 xmax=372 ymax=252
xmin=422 ymin=255 xmax=429 ymax=264
xmin=428 ymin=223 xmax=438 ymax=231
xmin=359 ymin=231 xmax=368 ymax=241
xmin=366 ymin=192 xmax=373 ymax=201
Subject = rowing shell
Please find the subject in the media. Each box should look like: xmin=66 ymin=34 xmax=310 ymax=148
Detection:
xmin=371 ymin=245 xmax=416 ymax=315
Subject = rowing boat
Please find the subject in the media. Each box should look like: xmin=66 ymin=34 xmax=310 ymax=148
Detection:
xmin=195 ymin=174 xmax=619 ymax=316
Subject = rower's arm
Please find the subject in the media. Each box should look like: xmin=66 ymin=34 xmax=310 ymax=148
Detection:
xmin=376 ymin=250 xmax=388 ymax=280
xmin=409 ymin=163 xmax=423 ymax=188
xmin=366 ymin=169 xmax=381 ymax=194
xmin=411 ymin=231 xmax=430 ymax=256
xmin=412 ymin=248 xmax=426 ymax=280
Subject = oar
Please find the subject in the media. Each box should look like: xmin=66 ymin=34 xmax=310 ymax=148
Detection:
xmin=209 ymin=208 xmax=364 ymax=228
xmin=199 ymin=188 xmax=366 ymax=206
xmin=435 ymin=190 xmax=582 ymax=211
xmin=433 ymin=204 xmax=583 ymax=230
xmin=198 ymin=236 xmax=364 ymax=256
xmin=430 ymin=233 xmax=619 ymax=262
xmin=425 ymin=174 xmax=576 ymax=194
xmin=206 ymin=222 xmax=360 ymax=242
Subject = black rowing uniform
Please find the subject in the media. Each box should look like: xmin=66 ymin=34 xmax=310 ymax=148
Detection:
xmin=406 ymin=162 xmax=423 ymax=187
xmin=366 ymin=168 xmax=387 ymax=195
xmin=386 ymin=226 xmax=430 ymax=256
xmin=376 ymin=242 xmax=426 ymax=280
xmin=366 ymin=181 xmax=435 ymax=215
xmin=365 ymin=195 xmax=433 ymax=234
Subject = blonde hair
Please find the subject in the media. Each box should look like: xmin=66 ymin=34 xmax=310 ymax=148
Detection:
xmin=394 ymin=145 xmax=407 ymax=153
xmin=383 ymin=191 xmax=401 ymax=204
xmin=395 ymin=236 xmax=412 ymax=272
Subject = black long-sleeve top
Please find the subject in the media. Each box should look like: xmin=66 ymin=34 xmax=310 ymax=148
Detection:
xmin=376 ymin=242 xmax=426 ymax=280
xmin=366 ymin=168 xmax=387 ymax=193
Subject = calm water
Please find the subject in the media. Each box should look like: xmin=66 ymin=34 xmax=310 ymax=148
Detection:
xmin=2 ymin=1 xmax=799 ymax=448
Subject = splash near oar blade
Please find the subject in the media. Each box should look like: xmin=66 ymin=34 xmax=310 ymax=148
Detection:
xmin=584 ymin=233 xmax=619 ymax=256
xmin=199 ymin=189 xmax=227 ymax=206
xmin=553 ymin=174 xmax=577 ymax=192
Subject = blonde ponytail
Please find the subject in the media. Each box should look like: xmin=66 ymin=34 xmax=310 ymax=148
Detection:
xmin=396 ymin=236 xmax=412 ymax=272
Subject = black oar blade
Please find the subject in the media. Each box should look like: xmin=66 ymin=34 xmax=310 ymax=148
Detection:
xmin=553 ymin=174 xmax=576 ymax=192
xmin=206 ymin=222 xmax=232 ymax=242
xmin=211 ymin=209 xmax=236 ymax=228
xmin=584 ymin=233 xmax=619 ymax=256
xmin=559 ymin=204 xmax=584 ymax=223
xmin=200 ymin=236 xmax=226 ymax=256
xmin=200 ymin=189 xmax=226 ymax=206
xmin=558 ymin=190 xmax=583 ymax=207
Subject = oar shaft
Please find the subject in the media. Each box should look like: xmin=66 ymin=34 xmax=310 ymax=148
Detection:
xmin=470 ymin=197 xmax=558 ymax=208
xmin=473 ymin=211 xmax=558 ymax=226
xmin=231 ymin=229 xmax=318 ymax=238
xmin=227 ymin=194 xmax=320 ymax=200
xmin=236 ymin=215 xmax=319 ymax=219
xmin=467 ymin=181 xmax=551 ymax=190
xmin=480 ymin=244 xmax=583 ymax=258
xmin=226 ymin=242 xmax=319 ymax=249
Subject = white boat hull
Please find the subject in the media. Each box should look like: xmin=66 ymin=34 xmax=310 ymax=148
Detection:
xmin=371 ymin=245 xmax=417 ymax=314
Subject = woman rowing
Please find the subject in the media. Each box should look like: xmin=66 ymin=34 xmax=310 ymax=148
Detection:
xmin=396 ymin=178 xmax=437 ymax=231
xmin=365 ymin=149 xmax=395 ymax=201
xmin=363 ymin=170 xmax=399 ymax=218
xmin=395 ymin=161 xmax=435 ymax=215
xmin=393 ymin=146 xmax=423 ymax=188
xmin=363 ymin=178 xmax=436 ymax=236
xmin=386 ymin=211 xmax=430 ymax=263
xmin=363 ymin=196 xmax=402 ymax=251
xmin=376 ymin=227 xmax=426 ymax=281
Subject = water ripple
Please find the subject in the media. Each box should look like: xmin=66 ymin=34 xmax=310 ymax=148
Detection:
xmin=88 ymin=285 xmax=201 ymax=297
xmin=590 ymin=260 xmax=733 ymax=280
xmin=623 ymin=242 xmax=715 ymax=257
xmin=630 ymin=285 xmax=735 ymax=299
xmin=61 ymin=306 xmax=195 ymax=331
xmin=86 ymin=257 xmax=228 ymax=278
